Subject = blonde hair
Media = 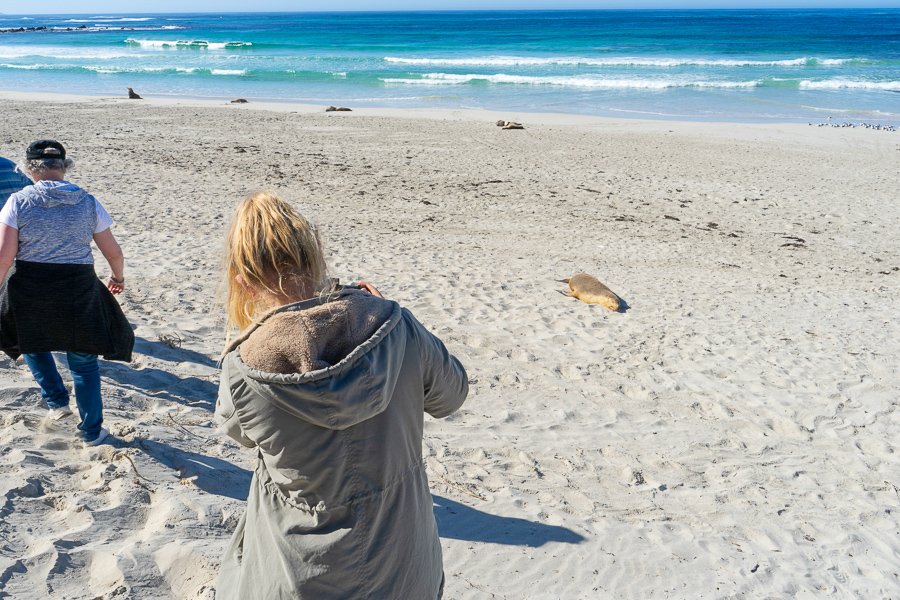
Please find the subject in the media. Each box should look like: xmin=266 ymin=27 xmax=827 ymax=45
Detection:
xmin=222 ymin=192 xmax=327 ymax=335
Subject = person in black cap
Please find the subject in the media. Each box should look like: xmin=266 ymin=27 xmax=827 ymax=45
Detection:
xmin=0 ymin=140 xmax=134 ymax=448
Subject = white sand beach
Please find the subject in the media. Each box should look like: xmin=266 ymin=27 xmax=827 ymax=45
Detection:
xmin=1 ymin=91 xmax=899 ymax=599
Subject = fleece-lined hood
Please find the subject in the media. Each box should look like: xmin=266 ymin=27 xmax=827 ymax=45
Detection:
xmin=224 ymin=289 xmax=402 ymax=430
xmin=24 ymin=180 xmax=93 ymax=209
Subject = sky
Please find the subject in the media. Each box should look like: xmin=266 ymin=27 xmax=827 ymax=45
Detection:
xmin=4 ymin=0 xmax=898 ymax=12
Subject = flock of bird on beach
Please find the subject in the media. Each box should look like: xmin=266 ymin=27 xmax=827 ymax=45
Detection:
xmin=810 ymin=118 xmax=897 ymax=131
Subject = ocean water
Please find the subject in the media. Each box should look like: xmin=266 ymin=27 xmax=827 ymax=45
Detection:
xmin=2 ymin=9 xmax=899 ymax=124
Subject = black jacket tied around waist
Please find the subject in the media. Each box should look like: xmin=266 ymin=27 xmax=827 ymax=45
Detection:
xmin=0 ymin=261 xmax=134 ymax=362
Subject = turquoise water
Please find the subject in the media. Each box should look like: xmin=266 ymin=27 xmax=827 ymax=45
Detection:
xmin=2 ymin=10 xmax=900 ymax=123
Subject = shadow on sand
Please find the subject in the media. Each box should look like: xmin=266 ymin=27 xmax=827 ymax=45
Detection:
xmin=98 ymin=335 xmax=220 ymax=411
xmin=133 ymin=337 xmax=219 ymax=368
xmin=136 ymin=438 xmax=252 ymax=500
xmin=433 ymin=495 xmax=585 ymax=547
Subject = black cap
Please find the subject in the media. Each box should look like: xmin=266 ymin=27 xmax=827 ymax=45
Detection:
xmin=26 ymin=140 xmax=66 ymax=160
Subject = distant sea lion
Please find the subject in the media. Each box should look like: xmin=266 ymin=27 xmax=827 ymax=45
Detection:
xmin=325 ymin=106 xmax=352 ymax=112
xmin=502 ymin=121 xmax=524 ymax=130
xmin=560 ymin=273 xmax=620 ymax=311
xmin=231 ymin=98 xmax=249 ymax=103
xmin=127 ymin=87 xmax=142 ymax=99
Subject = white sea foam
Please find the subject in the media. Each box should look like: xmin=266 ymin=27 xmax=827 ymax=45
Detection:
xmin=800 ymin=79 xmax=900 ymax=90
xmin=0 ymin=46 xmax=136 ymax=59
xmin=68 ymin=18 xmax=155 ymax=22
xmin=48 ymin=26 xmax=176 ymax=32
xmin=381 ymin=73 xmax=761 ymax=89
xmin=0 ymin=63 xmax=45 ymax=70
xmin=0 ymin=63 xmax=246 ymax=76
xmin=124 ymin=39 xmax=252 ymax=50
xmin=124 ymin=39 xmax=179 ymax=47
xmin=384 ymin=56 xmax=855 ymax=68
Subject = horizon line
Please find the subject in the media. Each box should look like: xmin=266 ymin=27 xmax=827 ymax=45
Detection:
xmin=4 ymin=7 xmax=900 ymax=16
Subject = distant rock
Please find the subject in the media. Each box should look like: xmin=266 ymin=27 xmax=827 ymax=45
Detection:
xmin=127 ymin=87 xmax=142 ymax=99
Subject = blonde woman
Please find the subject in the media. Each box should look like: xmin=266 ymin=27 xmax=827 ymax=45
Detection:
xmin=215 ymin=192 xmax=468 ymax=599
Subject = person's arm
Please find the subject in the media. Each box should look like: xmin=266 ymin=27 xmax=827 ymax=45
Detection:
xmin=92 ymin=228 xmax=125 ymax=295
xmin=405 ymin=309 xmax=469 ymax=418
xmin=215 ymin=356 xmax=257 ymax=448
xmin=358 ymin=281 xmax=383 ymax=297
xmin=0 ymin=224 xmax=17 ymax=283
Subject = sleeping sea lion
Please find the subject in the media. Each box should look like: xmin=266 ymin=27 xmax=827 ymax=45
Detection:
xmin=560 ymin=273 xmax=620 ymax=312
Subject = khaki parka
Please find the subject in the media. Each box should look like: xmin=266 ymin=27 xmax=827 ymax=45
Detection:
xmin=214 ymin=289 xmax=468 ymax=600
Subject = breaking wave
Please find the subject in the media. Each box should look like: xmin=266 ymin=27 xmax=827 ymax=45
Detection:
xmin=384 ymin=56 xmax=868 ymax=68
xmin=800 ymin=79 xmax=900 ymax=90
xmin=68 ymin=18 xmax=155 ymax=22
xmin=381 ymin=73 xmax=762 ymax=88
xmin=124 ymin=39 xmax=253 ymax=50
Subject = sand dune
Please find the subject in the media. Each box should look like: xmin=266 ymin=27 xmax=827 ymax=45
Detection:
xmin=1 ymin=93 xmax=898 ymax=599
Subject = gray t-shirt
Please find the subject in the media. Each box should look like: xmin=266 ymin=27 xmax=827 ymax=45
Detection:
xmin=0 ymin=180 xmax=113 ymax=264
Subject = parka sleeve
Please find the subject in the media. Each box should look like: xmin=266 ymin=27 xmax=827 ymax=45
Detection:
xmin=403 ymin=309 xmax=468 ymax=419
xmin=215 ymin=353 xmax=257 ymax=448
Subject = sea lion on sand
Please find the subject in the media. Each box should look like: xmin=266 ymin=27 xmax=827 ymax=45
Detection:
xmin=127 ymin=87 xmax=142 ymax=99
xmin=560 ymin=273 xmax=620 ymax=311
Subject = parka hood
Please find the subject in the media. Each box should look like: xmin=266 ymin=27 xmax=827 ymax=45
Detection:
xmin=225 ymin=289 xmax=404 ymax=430
xmin=26 ymin=180 xmax=91 ymax=209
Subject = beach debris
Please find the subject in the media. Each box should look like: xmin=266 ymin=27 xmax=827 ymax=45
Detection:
xmin=157 ymin=332 xmax=182 ymax=349
xmin=559 ymin=273 xmax=621 ymax=312
xmin=325 ymin=106 xmax=352 ymax=112
xmin=127 ymin=87 xmax=142 ymax=99
xmin=113 ymin=450 xmax=150 ymax=482
xmin=780 ymin=234 xmax=806 ymax=249
xmin=231 ymin=98 xmax=249 ymax=103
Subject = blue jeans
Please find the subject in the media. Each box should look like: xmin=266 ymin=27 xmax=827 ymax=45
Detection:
xmin=23 ymin=352 xmax=103 ymax=440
